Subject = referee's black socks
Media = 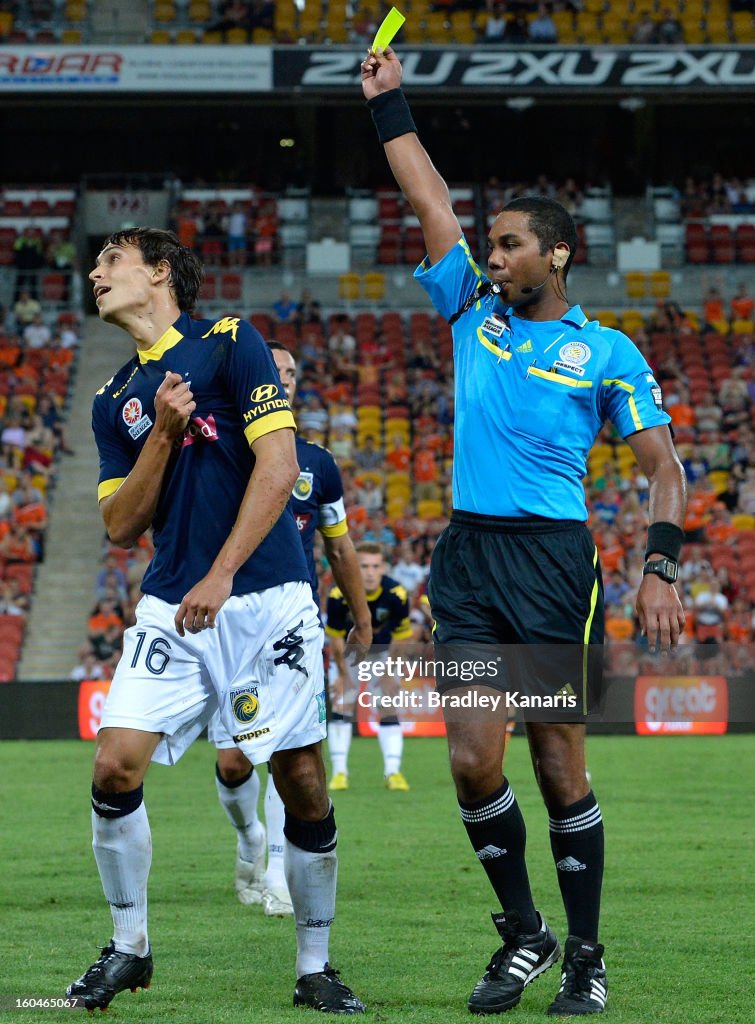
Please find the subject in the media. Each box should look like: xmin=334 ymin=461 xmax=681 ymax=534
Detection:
xmin=549 ymin=791 xmax=604 ymax=942
xmin=459 ymin=781 xmax=539 ymax=934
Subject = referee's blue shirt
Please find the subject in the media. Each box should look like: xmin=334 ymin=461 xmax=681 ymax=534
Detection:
xmin=415 ymin=237 xmax=670 ymax=520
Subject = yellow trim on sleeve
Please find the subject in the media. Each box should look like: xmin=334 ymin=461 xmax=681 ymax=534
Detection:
xmin=391 ymin=623 xmax=414 ymax=641
xmin=476 ymin=326 xmax=512 ymax=361
xmin=320 ymin=519 xmax=349 ymax=539
xmin=137 ymin=326 xmax=183 ymax=364
xmin=581 ymin=546 xmax=600 ymax=714
xmin=243 ymin=410 xmax=296 ymax=447
xmin=602 ymin=378 xmax=643 ymax=431
xmin=325 ymin=625 xmax=348 ymax=638
xmin=98 ymin=478 xmax=126 ymax=502
xmin=529 ymin=367 xmax=593 ymax=388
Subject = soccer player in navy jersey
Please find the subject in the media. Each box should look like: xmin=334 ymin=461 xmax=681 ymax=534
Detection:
xmin=362 ymin=51 xmax=687 ymax=1016
xmin=67 ymin=229 xmax=364 ymax=1014
xmin=209 ymin=342 xmax=371 ymax=917
xmin=325 ymin=542 xmax=413 ymax=791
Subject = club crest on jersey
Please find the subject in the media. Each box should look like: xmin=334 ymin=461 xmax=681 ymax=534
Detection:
xmin=122 ymin=397 xmax=153 ymax=439
xmin=558 ymin=341 xmax=591 ymax=365
xmin=293 ymin=471 xmax=314 ymax=501
xmin=231 ymin=686 xmax=260 ymax=724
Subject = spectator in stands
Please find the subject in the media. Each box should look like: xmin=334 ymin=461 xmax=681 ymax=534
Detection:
xmin=200 ymin=203 xmax=225 ymax=248
xmin=355 ymin=475 xmax=384 ymax=514
xmin=46 ymin=229 xmax=77 ymax=271
xmin=631 ymin=11 xmax=657 ymax=43
xmin=328 ymin=314 xmax=356 ymax=355
xmin=328 ymin=425 xmax=353 ymax=461
xmin=295 ymin=288 xmax=323 ymax=328
xmin=703 ymin=286 xmax=727 ymax=332
xmin=252 ymin=200 xmax=277 ymax=266
xmin=22 ymin=312 xmax=51 ymax=349
xmin=297 ymin=394 xmax=329 ymax=437
xmin=694 ymin=579 xmax=728 ymax=642
xmin=329 ymin=403 xmax=358 ymax=433
xmin=718 ymin=371 xmax=751 ymax=431
xmin=717 ymin=475 xmax=741 ymax=511
xmin=211 ymin=0 xmax=252 ymax=32
xmin=603 ymin=570 xmax=631 ymax=608
xmin=351 ymin=437 xmax=381 ymax=472
xmin=13 ymin=227 xmax=45 ymax=299
xmin=272 ymin=289 xmax=298 ymax=323
xmin=481 ymin=1 xmax=508 ymax=43
xmin=731 ymin=282 xmax=754 ymax=323
xmin=1 ymin=414 xmax=27 ymax=469
xmin=604 ymin=604 xmax=635 ymax=643
xmin=13 ymin=289 xmax=41 ymax=330
xmin=0 ymin=577 xmax=29 ymax=616
xmin=96 ymin=555 xmax=129 ymax=603
xmin=738 ymin=468 xmax=755 ymax=514
xmin=1 ymin=521 xmax=37 ymax=563
xmin=694 ymin=389 xmax=723 ymax=433
xmin=225 ymin=201 xmax=248 ymax=268
xmin=250 ymin=0 xmax=274 ymax=32
xmin=71 ymin=651 xmax=107 ymax=683
xmin=392 ymin=539 xmax=430 ymax=596
xmin=0 ymin=476 xmax=12 ymax=520
xmin=22 ymin=414 xmax=56 ymax=478
xmin=656 ymin=8 xmax=684 ymax=44
xmin=528 ymin=4 xmax=558 ymax=43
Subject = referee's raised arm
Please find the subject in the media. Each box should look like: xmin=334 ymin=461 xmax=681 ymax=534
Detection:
xmin=362 ymin=46 xmax=461 ymax=266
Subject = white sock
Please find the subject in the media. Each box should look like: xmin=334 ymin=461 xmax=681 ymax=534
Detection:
xmin=215 ymin=766 xmax=263 ymax=862
xmin=327 ymin=720 xmax=352 ymax=776
xmin=378 ymin=722 xmax=403 ymax=776
xmin=92 ymin=803 xmax=151 ymax=957
xmin=285 ymin=809 xmax=338 ymax=978
xmin=264 ymin=771 xmax=287 ymax=892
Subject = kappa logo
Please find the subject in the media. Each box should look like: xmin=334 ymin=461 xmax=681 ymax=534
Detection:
xmin=273 ymin=621 xmax=308 ymax=677
xmin=250 ymin=384 xmax=279 ymax=403
xmin=233 ymin=726 xmax=271 ymax=743
xmin=122 ymin=397 xmax=142 ymax=425
xmin=476 ymin=845 xmax=507 ymax=860
xmin=202 ymin=316 xmax=239 ymax=342
xmin=293 ymin=471 xmax=314 ymax=500
xmin=231 ymin=686 xmax=260 ymax=724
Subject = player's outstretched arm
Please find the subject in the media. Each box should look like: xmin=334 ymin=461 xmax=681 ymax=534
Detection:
xmin=324 ymin=532 xmax=373 ymax=658
xmin=627 ymin=425 xmax=687 ymax=652
xmin=101 ymin=371 xmax=195 ymax=547
xmin=174 ymin=426 xmax=298 ymax=636
xmin=362 ymin=46 xmax=460 ymax=266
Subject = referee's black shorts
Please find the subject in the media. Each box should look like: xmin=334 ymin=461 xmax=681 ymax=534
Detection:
xmin=427 ymin=511 xmax=604 ymax=716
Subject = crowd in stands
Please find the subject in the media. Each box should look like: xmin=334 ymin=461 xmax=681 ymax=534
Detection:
xmin=3 ymin=0 xmax=753 ymax=47
xmin=678 ymin=173 xmax=755 ymax=219
xmin=169 ymin=196 xmax=279 ymax=268
xmin=0 ymin=298 xmax=78 ymax=681
xmin=73 ymin=280 xmax=754 ymax=682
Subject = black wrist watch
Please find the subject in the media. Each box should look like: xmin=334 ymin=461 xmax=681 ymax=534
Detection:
xmin=642 ymin=557 xmax=679 ymax=584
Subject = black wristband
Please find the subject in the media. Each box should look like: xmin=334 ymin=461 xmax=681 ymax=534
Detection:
xmin=368 ymin=88 xmax=417 ymax=145
xmin=645 ymin=521 xmax=684 ymax=562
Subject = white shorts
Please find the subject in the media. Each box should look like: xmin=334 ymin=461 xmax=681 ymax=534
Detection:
xmin=100 ymin=581 xmax=326 ymax=766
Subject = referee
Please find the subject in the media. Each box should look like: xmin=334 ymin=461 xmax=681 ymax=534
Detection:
xmin=362 ymin=48 xmax=686 ymax=1017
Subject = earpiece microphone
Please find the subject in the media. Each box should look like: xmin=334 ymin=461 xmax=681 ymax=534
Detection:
xmin=521 ymin=267 xmax=557 ymax=295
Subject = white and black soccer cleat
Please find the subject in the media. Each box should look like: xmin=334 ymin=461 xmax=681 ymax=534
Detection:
xmin=547 ymin=936 xmax=607 ymax=1015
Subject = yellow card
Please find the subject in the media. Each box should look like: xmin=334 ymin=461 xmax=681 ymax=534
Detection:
xmin=371 ymin=7 xmax=406 ymax=52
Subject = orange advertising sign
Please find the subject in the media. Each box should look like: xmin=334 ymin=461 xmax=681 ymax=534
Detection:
xmin=78 ymin=680 xmax=111 ymax=740
xmin=634 ymin=676 xmax=728 ymax=735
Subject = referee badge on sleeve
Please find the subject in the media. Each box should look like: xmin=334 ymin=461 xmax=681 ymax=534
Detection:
xmin=646 ymin=374 xmax=664 ymax=410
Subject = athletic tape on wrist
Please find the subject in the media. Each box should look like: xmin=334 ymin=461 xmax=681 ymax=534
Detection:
xmin=368 ymin=88 xmax=417 ymax=145
xmin=645 ymin=521 xmax=684 ymax=562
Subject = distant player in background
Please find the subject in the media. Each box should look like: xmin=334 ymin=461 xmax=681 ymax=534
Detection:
xmin=326 ymin=542 xmax=413 ymax=791
xmin=209 ymin=342 xmax=371 ymax=917
xmin=68 ymin=228 xmax=364 ymax=1014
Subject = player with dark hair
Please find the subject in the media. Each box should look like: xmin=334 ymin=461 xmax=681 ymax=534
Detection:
xmin=67 ymin=228 xmax=364 ymax=1014
xmin=326 ymin=541 xmax=413 ymax=791
xmin=361 ymin=50 xmax=686 ymax=1016
xmin=210 ymin=341 xmax=372 ymax=917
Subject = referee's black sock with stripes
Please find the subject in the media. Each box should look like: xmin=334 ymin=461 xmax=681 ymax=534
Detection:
xmin=459 ymin=780 xmax=539 ymax=934
xmin=549 ymin=791 xmax=604 ymax=942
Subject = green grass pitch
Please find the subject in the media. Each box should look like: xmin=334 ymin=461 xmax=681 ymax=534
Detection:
xmin=0 ymin=734 xmax=752 ymax=1022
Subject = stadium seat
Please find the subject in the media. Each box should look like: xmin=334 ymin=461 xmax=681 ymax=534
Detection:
xmin=649 ymin=270 xmax=671 ymax=298
xmin=338 ymin=274 xmax=360 ymax=301
xmin=188 ymin=0 xmax=211 ymax=23
xmin=199 ymin=274 xmax=216 ymax=301
xmin=154 ymin=2 xmax=177 ymax=24
xmin=362 ymin=272 xmax=385 ymax=301
xmin=5 ymin=565 xmax=34 ymax=594
xmin=41 ymin=274 xmax=66 ymax=302
xmin=220 ymin=274 xmax=242 ymax=302
xmin=150 ymin=30 xmax=172 ymax=44
xmin=417 ymin=499 xmax=444 ymax=519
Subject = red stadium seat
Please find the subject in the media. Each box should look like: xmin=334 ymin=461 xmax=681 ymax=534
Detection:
xmin=4 ymin=564 xmax=35 ymax=594
xmin=41 ymin=273 xmax=67 ymax=302
xmin=249 ymin=313 xmax=271 ymax=336
xmin=198 ymin=274 xmax=216 ymax=301
xmin=220 ymin=274 xmax=242 ymax=302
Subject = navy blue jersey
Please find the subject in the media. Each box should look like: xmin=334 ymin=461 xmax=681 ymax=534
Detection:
xmin=92 ymin=312 xmax=309 ymax=603
xmin=414 ymin=238 xmax=671 ymax=519
xmin=292 ymin=437 xmax=348 ymax=599
xmin=325 ymin=574 xmax=412 ymax=645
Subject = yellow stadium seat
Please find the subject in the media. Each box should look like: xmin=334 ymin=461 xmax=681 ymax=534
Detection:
xmin=684 ymin=310 xmax=700 ymax=330
xmin=225 ymin=27 xmax=248 ymax=44
xmin=175 ymin=29 xmax=197 ymax=43
xmin=732 ymin=514 xmax=755 ymax=530
xmin=417 ymin=499 xmax=444 ymax=519
xmin=338 ymin=273 xmax=360 ymax=301
xmin=154 ymin=2 xmax=177 ymax=23
xmin=150 ymin=30 xmax=172 ymax=44
xmin=624 ymin=272 xmax=647 ymax=299
xmin=594 ymin=310 xmax=619 ymax=329
xmin=620 ymin=310 xmax=645 ymax=333
xmin=31 ymin=474 xmax=48 ymax=494
xmin=362 ymin=272 xmax=385 ymax=301
xmin=64 ymin=1 xmax=87 ymax=22
xmin=201 ymin=30 xmax=222 ymax=43
xmin=731 ymin=319 xmax=754 ymax=335
xmin=357 ymin=404 xmax=381 ymax=420
xmin=732 ymin=12 xmax=755 ymax=42
xmin=386 ymin=497 xmax=409 ymax=519
xmin=188 ymin=1 xmax=211 ymax=24
xmin=705 ymin=16 xmax=730 ymax=43
xmin=61 ymin=28 xmax=82 ymax=43
xmin=707 ymin=470 xmax=729 ymax=492
xmin=649 ymin=270 xmax=671 ymax=299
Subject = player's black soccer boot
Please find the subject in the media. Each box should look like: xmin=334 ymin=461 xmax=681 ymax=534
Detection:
xmin=547 ymin=936 xmax=607 ymax=1015
xmin=293 ymin=963 xmax=365 ymax=1014
xmin=468 ymin=910 xmax=561 ymax=1015
xmin=66 ymin=942 xmax=153 ymax=1010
